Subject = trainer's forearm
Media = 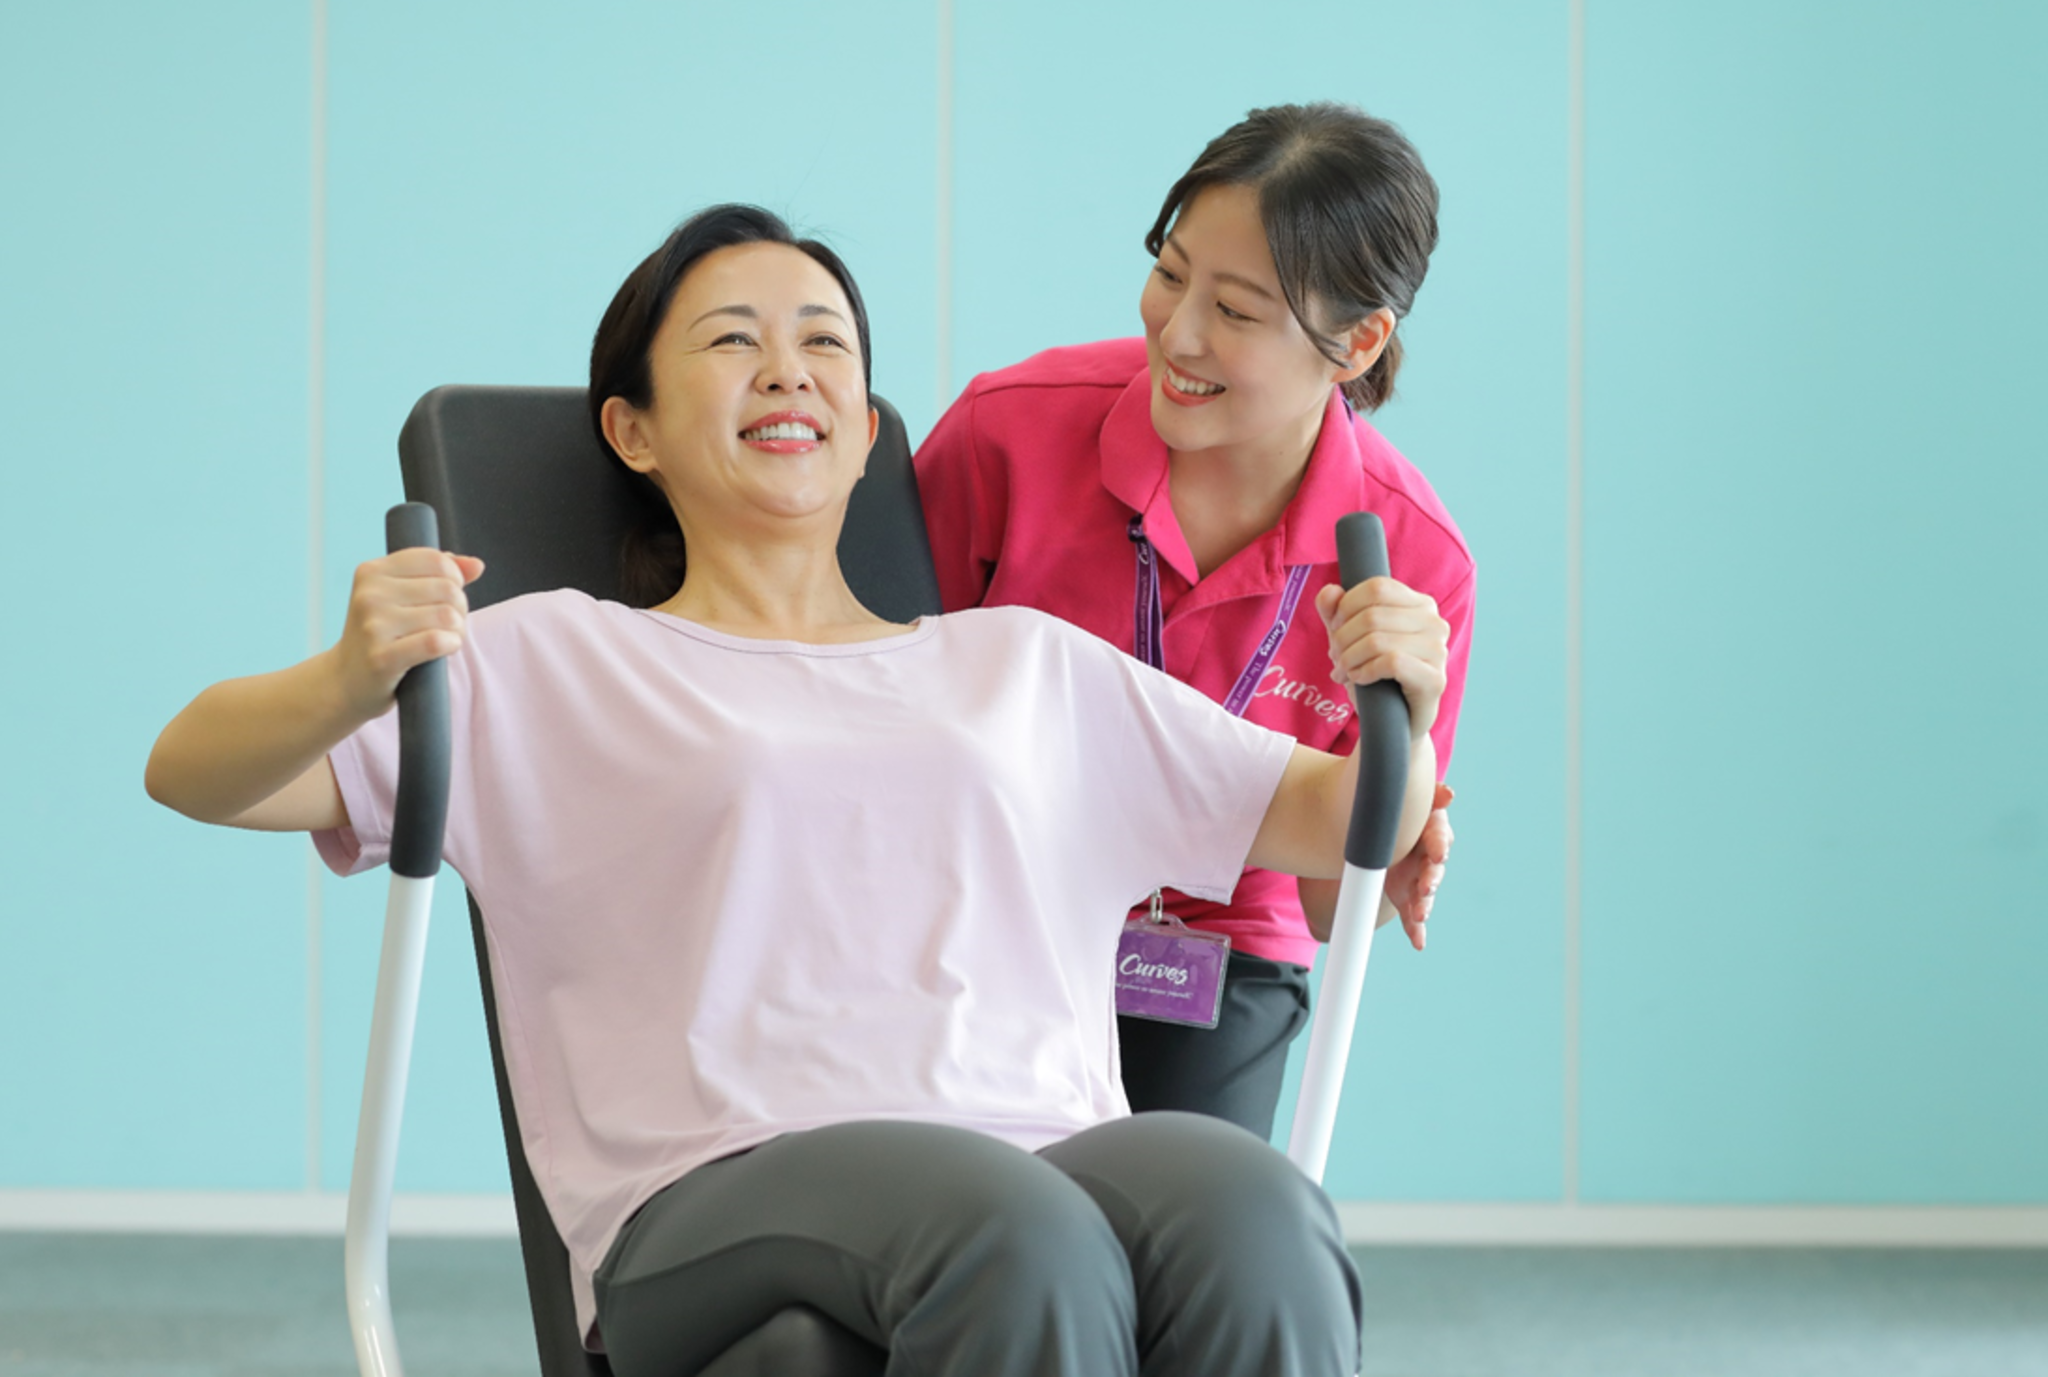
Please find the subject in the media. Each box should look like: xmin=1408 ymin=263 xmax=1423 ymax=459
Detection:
xmin=146 ymin=649 xmax=371 ymax=824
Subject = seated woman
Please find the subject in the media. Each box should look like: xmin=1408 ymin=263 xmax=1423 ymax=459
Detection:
xmin=146 ymin=204 xmax=1448 ymax=1377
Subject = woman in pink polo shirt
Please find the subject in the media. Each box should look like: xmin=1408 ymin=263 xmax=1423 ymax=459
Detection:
xmin=915 ymin=102 xmax=1475 ymax=1139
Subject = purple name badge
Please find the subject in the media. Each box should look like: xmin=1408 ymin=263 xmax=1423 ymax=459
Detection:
xmin=1115 ymin=910 xmax=1230 ymax=1029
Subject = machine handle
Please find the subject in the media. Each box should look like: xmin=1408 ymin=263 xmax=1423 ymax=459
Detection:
xmin=384 ymin=502 xmax=451 ymax=880
xmin=1334 ymin=512 xmax=1413 ymax=870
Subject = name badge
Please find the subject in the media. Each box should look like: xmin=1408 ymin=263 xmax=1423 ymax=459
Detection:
xmin=1115 ymin=891 xmax=1230 ymax=1029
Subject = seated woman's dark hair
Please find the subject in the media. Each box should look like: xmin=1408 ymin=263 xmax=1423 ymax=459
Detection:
xmin=1145 ymin=102 xmax=1438 ymax=412
xmin=589 ymin=204 xmax=874 ymax=607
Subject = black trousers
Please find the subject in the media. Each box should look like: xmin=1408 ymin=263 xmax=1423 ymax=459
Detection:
xmin=594 ymin=1113 xmax=1361 ymax=1377
xmin=1118 ymin=951 xmax=1313 ymax=1140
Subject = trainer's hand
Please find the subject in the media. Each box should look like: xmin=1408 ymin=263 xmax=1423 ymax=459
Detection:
xmin=1384 ymin=782 xmax=1455 ymax=949
xmin=332 ymin=549 xmax=485 ymax=719
xmin=1315 ymin=575 xmax=1450 ymax=745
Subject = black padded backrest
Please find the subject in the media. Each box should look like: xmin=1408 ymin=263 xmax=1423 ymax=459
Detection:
xmin=397 ymin=384 xmax=940 ymax=620
xmin=395 ymin=385 xmax=938 ymax=1377
xmin=468 ymin=894 xmax=603 ymax=1376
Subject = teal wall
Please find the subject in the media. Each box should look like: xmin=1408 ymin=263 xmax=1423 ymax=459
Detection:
xmin=1578 ymin=2 xmax=2048 ymax=1202
xmin=2 ymin=2 xmax=315 ymax=1188
xmin=3 ymin=0 xmax=2041 ymax=1208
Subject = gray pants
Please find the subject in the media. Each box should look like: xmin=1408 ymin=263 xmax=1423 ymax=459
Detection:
xmin=594 ymin=1112 xmax=1362 ymax=1377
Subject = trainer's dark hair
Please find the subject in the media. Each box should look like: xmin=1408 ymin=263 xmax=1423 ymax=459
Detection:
xmin=1145 ymin=102 xmax=1438 ymax=412
xmin=588 ymin=203 xmax=873 ymax=606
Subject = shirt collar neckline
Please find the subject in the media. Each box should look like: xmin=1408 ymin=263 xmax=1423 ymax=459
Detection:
xmin=1101 ymin=375 xmax=1359 ymax=586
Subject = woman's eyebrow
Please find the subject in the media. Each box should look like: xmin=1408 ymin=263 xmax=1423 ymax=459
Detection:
xmin=689 ymin=304 xmax=756 ymax=329
xmin=689 ymin=303 xmax=848 ymax=328
xmin=1163 ymin=233 xmax=1278 ymax=302
xmin=1214 ymin=273 xmax=1277 ymax=302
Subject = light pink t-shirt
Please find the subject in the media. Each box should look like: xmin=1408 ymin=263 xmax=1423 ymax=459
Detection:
xmin=315 ymin=590 xmax=1293 ymax=1340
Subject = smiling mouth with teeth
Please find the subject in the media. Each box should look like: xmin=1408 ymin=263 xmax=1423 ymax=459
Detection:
xmin=740 ymin=421 xmax=825 ymax=442
xmin=1166 ymin=366 xmax=1225 ymax=398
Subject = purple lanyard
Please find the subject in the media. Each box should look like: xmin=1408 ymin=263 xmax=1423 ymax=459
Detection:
xmin=1128 ymin=516 xmax=1312 ymax=717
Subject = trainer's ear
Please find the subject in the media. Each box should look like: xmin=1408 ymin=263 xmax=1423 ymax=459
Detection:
xmin=602 ymin=395 xmax=662 ymax=483
xmin=1331 ymin=307 xmax=1397 ymax=384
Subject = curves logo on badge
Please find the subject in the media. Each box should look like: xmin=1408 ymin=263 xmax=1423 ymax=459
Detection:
xmin=1253 ymin=665 xmax=1353 ymax=725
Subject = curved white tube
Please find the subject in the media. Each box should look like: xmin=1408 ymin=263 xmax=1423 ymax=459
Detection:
xmin=1287 ymin=861 xmax=1386 ymax=1184
xmin=345 ymin=873 xmax=435 ymax=1377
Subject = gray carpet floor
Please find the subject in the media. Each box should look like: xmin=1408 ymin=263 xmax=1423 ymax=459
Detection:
xmin=0 ymin=1234 xmax=2043 ymax=1376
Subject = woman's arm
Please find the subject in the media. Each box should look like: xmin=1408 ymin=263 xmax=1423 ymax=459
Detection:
xmin=1247 ymin=573 xmax=1448 ymax=882
xmin=1248 ymin=734 xmax=1436 ymax=881
xmin=145 ymin=549 xmax=482 ymax=831
xmin=146 ymin=653 xmax=357 ymax=830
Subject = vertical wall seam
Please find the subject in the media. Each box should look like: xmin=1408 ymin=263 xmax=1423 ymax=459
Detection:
xmin=305 ymin=0 xmax=329 ymax=1195
xmin=1562 ymin=0 xmax=1587 ymax=1207
xmin=935 ymin=0 xmax=954 ymax=413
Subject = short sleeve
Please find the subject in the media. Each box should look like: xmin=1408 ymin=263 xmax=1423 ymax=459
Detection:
xmin=1085 ymin=633 xmax=1296 ymax=903
xmin=311 ymin=708 xmax=399 ymax=876
xmin=311 ymin=631 xmax=481 ymax=880
xmin=1428 ymin=566 xmax=1475 ymax=776
xmin=912 ymin=380 xmax=1007 ymax=612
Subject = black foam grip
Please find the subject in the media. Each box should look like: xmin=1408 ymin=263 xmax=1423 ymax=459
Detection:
xmin=1335 ymin=512 xmax=1413 ymax=871
xmin=385 ymin=503 xmax=451 ymax=880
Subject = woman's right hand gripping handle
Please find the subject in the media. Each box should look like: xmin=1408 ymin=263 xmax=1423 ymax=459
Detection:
xmin=143 ymin=533 xmax=483 ymax=831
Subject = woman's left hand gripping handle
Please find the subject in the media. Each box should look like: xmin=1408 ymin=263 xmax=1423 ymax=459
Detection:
xmin=379 ymin=503 xmax=480 ymax=880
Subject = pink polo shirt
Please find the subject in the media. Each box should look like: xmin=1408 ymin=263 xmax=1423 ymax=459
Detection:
xmin=313 ymin=590 xmax=1293 ymax=1342
xmin=914 ymin=338 xmax=1475 ymax=968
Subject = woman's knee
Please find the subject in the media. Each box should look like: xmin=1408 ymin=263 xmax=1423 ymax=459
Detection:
xmin=880 ymin=1123 xmax=1131 ymax=1296
xmin=1047 ymin=1111 xmax=1337 ymax=1233
xmin=792 ymin=1123 xmax=1137 ymax=1373
xmin=733 ymin=1121 xmax=1132 ymax=1312
xmin=1042 ymin=1112 xmax=1361 ymax=1370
